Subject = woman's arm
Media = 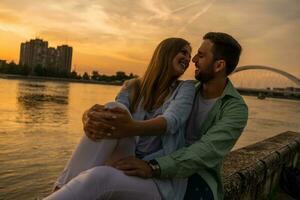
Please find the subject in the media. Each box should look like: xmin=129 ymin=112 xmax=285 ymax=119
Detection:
xmin=132 ymin=80 xmax=195 ymax=136
xmin=84 ymin=81 xmax=195 ymax=139
xmin=83 ymin=79 xmax=132 ymax=140
xmin=158 ymin=80 xmax=195 ymax=135
xmin=114 ymin=79 xmax=132 ymax=109
xmin=83 ymin=103 xmax=167 ymax=139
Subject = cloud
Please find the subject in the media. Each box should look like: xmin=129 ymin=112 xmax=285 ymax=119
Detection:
xmin=140 ymin=0 xmax=170 ymax=19
xmin=0 ymin=9 xmax=21 ymax=24
xmin=176 ymin=0 xmax=216 ymax=35
xmin=0 ymin=0 xmax=299 ymax=77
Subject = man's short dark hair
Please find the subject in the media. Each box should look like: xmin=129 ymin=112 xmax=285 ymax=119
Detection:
xmin=203 ymin=32 xmax=242 ymax=75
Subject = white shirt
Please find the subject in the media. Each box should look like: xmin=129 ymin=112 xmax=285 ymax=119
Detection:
xmin=186 ymin=92 xmax=219 ymax=145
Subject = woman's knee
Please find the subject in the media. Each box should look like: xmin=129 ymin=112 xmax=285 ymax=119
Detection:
xmin=54 ymin=166 xmax=119 ymax=199
xmin=81 ymin=166 xmax=121 ymax=186
xmin=104 ymin=102 xmax=130 ymax=114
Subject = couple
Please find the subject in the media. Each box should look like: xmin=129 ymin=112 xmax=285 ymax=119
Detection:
xmin=45 ymin=32 xmax=248 ymax=200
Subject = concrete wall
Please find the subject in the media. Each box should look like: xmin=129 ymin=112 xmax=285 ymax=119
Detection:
xmin=223 ymin=131 xmax=300 ymax=200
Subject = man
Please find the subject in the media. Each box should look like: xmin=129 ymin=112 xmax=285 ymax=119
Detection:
xmin=84 ymin=32 xmax=248 ymax=200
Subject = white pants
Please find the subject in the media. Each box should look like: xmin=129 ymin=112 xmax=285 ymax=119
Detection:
xmin=44 ymin=102 xmax=161 ymax=200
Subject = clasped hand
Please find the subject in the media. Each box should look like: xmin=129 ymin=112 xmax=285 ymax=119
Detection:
xmin=83 ymin=104 xmax=134 ymax=140
xmin=82 ymin=104 xmax=154 ymax=179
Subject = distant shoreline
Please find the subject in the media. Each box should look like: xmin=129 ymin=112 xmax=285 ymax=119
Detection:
xmin=0 ymin=73 xmax=123 ymax=86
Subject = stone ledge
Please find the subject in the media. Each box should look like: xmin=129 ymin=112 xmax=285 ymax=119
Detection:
xmin=223 ymin=131 xmax=300 ymax=200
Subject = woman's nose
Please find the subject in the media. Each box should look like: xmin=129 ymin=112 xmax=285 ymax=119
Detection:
xmin=192 ymin=55 xmax=197 ymax=63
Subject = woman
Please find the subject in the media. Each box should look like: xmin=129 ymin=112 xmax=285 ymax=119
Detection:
xmin=45 ymin=37 xmax=195 ymax=200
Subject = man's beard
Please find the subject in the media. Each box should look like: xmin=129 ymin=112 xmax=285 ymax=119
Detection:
xmin=195 ymin=63 xmax=215 ymax=83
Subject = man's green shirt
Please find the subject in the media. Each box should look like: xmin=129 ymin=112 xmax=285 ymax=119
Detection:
xmin=156 ymin=79 xmax=248 ymax=200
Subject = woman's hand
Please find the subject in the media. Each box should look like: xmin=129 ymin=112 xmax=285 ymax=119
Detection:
xmin=83 ymin=104 xmax=137 ymax=140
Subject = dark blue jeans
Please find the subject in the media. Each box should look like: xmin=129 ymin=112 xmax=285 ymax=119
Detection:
xmin=184 ymin=174 xmax=214 ymax=200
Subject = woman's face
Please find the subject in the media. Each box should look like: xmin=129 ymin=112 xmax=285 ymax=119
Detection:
xmin=171 ymin=44 xmax=191 ymax=77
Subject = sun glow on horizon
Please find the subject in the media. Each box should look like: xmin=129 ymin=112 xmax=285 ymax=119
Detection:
xmin=0 ymin=0 xmax=299 ymax=77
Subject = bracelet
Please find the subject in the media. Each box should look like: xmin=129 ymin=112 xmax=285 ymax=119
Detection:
xmin=147 ymin=159 xmax=161 ymax=177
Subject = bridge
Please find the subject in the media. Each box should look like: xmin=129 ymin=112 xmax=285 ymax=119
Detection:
xmin=230 ymin=65 xmax=300 ymax=100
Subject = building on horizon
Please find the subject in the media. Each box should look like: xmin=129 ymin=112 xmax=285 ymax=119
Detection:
xmin=20 ymin=39 xmax=48 ymax=74
xmin=0 ymin=59 xmax=7 ymax=67
xmin=19 ymin=38 xmax=72 ymax=76
xmin=46 ymin=47 xmax=58 ymax=73
xmin=57 ymin=45 xmax=73 ymax=75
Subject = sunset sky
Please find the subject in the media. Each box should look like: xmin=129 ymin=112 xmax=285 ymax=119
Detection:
xmin=0 ymin=0 xmax=299 ymax=79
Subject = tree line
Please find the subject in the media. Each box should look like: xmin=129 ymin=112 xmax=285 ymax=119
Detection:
xmin=0 ymin=61 xmax=138 ymax=83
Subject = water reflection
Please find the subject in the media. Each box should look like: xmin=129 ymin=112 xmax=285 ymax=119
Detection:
xmin=16 ymin=81 xmax=69 ymax=125
xmin=0 ymin=79 xmax=122 ymax=200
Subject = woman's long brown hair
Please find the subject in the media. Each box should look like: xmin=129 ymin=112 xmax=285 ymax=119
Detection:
xmin=125 ymin=38 xmax=190 ymax=113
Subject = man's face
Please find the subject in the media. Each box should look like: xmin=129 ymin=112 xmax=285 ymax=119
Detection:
xmin=192 ymin=39 xmax=216 ymax=82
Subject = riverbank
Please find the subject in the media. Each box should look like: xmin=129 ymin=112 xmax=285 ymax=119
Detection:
xmin=0 ymin=73 xmax=124 ymax=86
xmin=2 ymin=73 xmax=300 ymax=101
xmin=237 ymin=87 xmax=300 ymax=101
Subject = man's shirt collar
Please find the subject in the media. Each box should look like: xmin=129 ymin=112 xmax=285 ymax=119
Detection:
xmin=195 ymin=79 xmax=241 ymax=100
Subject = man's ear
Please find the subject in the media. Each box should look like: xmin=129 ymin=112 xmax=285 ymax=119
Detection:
xmin=214 ymin=60 xmax=226 ymax=73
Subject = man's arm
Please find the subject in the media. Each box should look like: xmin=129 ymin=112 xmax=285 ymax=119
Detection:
xmin=110 ymin=100 xmax=248 ymax=179
xmin=155 ymin=100 xmax=248 ymax=178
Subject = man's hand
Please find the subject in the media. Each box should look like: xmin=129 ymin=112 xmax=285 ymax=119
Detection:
xmin=109 ymin=156 xmax=153 ymax=179
xmin=83 ymin=104 xmax=136 ymax=141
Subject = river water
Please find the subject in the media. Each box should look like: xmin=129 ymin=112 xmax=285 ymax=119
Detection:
xmin=0 ymin=78 xmax=299 ymax=199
